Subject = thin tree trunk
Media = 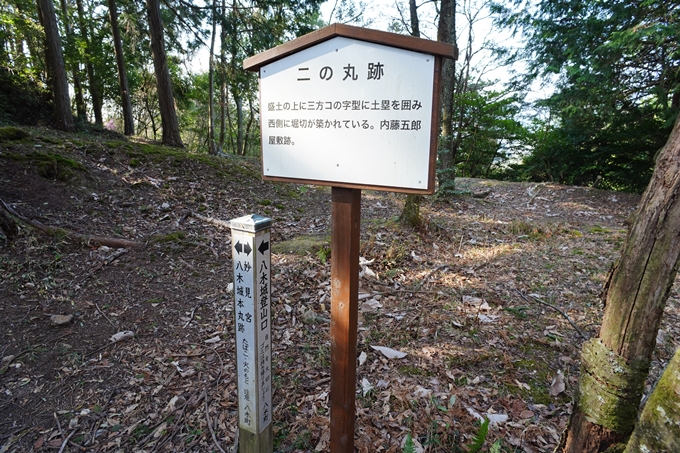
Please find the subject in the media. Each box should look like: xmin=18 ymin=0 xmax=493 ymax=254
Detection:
xmin=244 ymin=94 xmax=254 ymax=154
xmin=219 ymin=0 xmax=226 ymax=151
xmin=12 ymin=36 xmax=27 ymax=71
xmin=36 ymin=0 xmax=75 ymax=131
xmin=207 ymin=0 xmax=217 ymax=155
xmin=409 ymin=0 xmax=419 ymax=37
xmin=400 ymin=0 xmax=423 ymax=227
xmin=437 ymin=0 xmax=456 ymax=193
xmin=76 ymin=0 xmax=102 ymax=126
xmin=146 ymin=0 xmax=183 ymax=147
xmin=235 ymin=92 xmax=244 ymax=155
xmin=108 ymin=0 xmax=134 ymax=135
xmin=59 ymin=0 xmax=86 ymax=121
xmin=561 ymin=115 xmax=680 ymax=452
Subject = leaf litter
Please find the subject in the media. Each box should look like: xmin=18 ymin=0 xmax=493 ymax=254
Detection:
xmin=1 ymin=129 xmax=679 ymax=452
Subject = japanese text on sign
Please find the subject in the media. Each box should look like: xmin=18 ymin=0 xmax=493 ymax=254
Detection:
xmin=259 ymin=36 xmax=435 ymax=191
xmin=232 ymin=228 xmax=272 ymax=433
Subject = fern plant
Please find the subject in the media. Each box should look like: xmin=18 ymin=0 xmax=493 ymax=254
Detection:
xmin=467 ymin=417 xmax=490 ymax=453
xmin=402 ymin=433 xmax=416 ymax=453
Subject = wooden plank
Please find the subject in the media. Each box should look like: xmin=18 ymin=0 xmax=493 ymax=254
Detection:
xmin=244 ymin=23 xmax=456 ymax=71
xmin=330 ymin=187 xmax=361 ymax=453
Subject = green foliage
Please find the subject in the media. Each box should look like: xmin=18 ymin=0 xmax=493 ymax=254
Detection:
xmin=315 ymin=245 xmax=330 ymax=264
xmin=402 ymin=433 xmax=416 ymax=453
xmin=467 ymin=417 xmax=490 ymax=453
xmin=489 ymin=439 xmax=502 ymax=453
xmin=0 ymin=67 xmax=52 ymax=126
xmin=492 ymin=0 xmax=680 ymax=192
xmin=453 ymin=88 xmax=527 ymax=180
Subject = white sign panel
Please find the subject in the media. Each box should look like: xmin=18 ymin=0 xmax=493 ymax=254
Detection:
xmin=232 ymin=228 xmax=272 ymax=433
xmin=260 ymin=36 xmax=435 ymax=191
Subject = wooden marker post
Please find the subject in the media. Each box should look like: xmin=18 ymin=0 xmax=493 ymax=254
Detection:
xmin=229 ymin=215 xmax=273 ymax=453
xmin=329 ymin=188 xmax=361 ymax=452
xmin=243 ymin=23 xmax=455 ymax=453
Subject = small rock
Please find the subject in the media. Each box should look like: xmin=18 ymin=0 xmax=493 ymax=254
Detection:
xmin=301 ymin=308 xmax=318 ymax=324
xmin=50 ymin=314 xmax=73 ymax=326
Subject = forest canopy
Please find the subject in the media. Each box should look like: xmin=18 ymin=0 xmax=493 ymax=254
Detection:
xmin=0 ymin=0 xmax=678 ymax=192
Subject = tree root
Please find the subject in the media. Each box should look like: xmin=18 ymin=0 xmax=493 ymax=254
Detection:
xmin=0 ymin=196 xmax=143 ymax=248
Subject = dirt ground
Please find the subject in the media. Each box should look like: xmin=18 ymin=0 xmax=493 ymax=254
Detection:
xmin=1 ymin=127 xmax=678 ymax=452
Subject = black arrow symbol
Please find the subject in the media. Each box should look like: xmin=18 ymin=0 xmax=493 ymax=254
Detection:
xmin=235 ymin=241 xmax=243 ymax=254
xmin=244 ymin=242 xmax=252 ymax=256
xmin=258 ymin=240 xmax=269 ymax=255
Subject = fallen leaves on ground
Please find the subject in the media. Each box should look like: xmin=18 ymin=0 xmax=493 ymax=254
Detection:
xmin=1 ymin=128 xmax=679 ymax=452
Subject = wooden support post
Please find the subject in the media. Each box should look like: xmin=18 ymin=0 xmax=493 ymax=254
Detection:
xmin=330 ymin=187 xmax=361 ymax=453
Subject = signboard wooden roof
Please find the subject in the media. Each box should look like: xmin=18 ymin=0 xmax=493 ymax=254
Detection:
xmin=243 ymin=23 xmax=457 ymax=71
xmin=244 ymin=24 xmax=456 ymax=194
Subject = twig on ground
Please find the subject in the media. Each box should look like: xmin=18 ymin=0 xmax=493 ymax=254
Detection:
xmin=204 ymin=389 xmax=227 ymax=453
xmin=190 ymin=211 xmax=232 ymax=229
xmin=1 ymin=349 xmax=34 ymax=375
xmin=304 ymin=377 xmax=331 ymax=389
xmin=418 ymin=264 xmax=449 ymax=289
xmin=213 ymin=348 xmax=225 ymax=388
xmin=515 ymin=290 xmax=588 ymax=340
xmin=96 ymin=303 xmax=116 ymax=328
xmin=54 ymin=413 xmax=64 ymax=444
xmin=183 ymin=305 xmax=199 ymax=328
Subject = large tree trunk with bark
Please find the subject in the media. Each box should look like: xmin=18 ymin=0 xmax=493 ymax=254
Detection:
xmin=36 ymin=0 xmax=75 ymax=131
xmin=146 ymin=0 xmax=182 ymax=147
xmin=561 ymin=115 xmax=680 ymax=452
xmin=108 ymin=0 xmax=134 ymax=135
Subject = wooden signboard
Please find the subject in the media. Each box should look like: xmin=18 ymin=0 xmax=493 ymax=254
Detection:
xmin=244 ymin=23 xmax=456 ymax=453
xmin=244 ymin=23 xmax=455 ymax=194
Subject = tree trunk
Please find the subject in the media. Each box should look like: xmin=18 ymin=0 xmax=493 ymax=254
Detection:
xmin=36 ymin=0 xmax=75 ymax=131
xmin=561 ymin=115 xmax=680 ymax=452
xmin=400 ymin=193 xmax=422 ymax=227
xmin=76 ymin=0 xmax=103 ymax=126
xmin=207 ymin=0 xmax=217 ymax=155
xmin=234 ymin=92 xmax=244 ymax=155
xmin=59 ymin=0 xmax=87 ymax=121
xmin=146 ymin=0 xmax=182 ymax=147
xmin=219 ymin=0 xmax=227 ymax=151
xmin=624 ymin=347 xmax=680 ymax=452
xmin=408 ymin=0 xmax=419 ymax=38
xmin=108 ymin=0 xmax=134 ymax=135
xmin=437 ymin=0 xmax=456 ymax=193
xmin=400 ymin=0 xmax=422 ymax=227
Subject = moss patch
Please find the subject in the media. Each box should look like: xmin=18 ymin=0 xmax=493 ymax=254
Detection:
xmin=272 ymin=235 xmax=330 ymax=255
xmin=0 ymin=126 xmax=30 ymax=142
xmin=150 ymin=231 xmax=186 ymax=243
xmin=5 ymin=151 xmax=85 ymax=181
